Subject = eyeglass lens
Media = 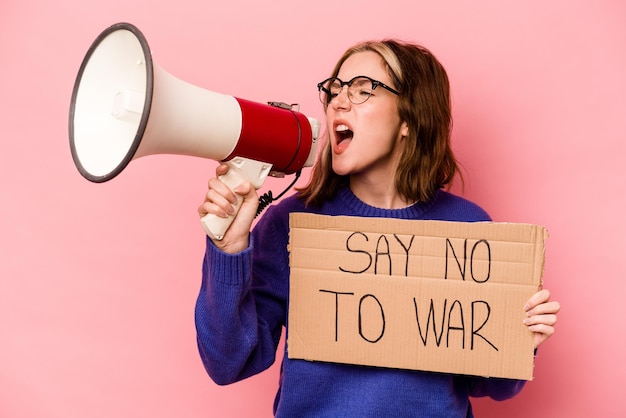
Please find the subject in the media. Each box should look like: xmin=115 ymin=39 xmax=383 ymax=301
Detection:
xmin=320 ymin=77 xmax=375 ymax=105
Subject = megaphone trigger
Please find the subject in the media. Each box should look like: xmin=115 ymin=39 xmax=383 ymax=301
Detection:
xmin=200 ymin=157 xmax=272 ymax=241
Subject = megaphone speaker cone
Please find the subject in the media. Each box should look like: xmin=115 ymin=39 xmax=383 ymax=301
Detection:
xmin=69 ymin=22 xmax=153 ymax=183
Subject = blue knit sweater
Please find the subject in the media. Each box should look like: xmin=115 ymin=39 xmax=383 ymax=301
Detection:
xmin=195 ymin=187 xmax=526 ymax=417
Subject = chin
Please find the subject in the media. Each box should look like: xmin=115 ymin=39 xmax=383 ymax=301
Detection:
xmin=331 ymin=160 xmax=351 ymax=177
xmin=331 ymin=162 xmax=359 ymax=177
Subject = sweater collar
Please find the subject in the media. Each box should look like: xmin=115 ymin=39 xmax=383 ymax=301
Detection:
xmin=335 ymin=187 xmax=438 ymax=219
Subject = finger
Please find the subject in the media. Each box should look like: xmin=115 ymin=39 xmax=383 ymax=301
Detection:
xmin=198 ymin=178 xmax=239 ymax=219
xmin=232 ymin=180 xmax=259 ymax=218
xmin=528 ymin=323 xmax=555 ymax=337
xmin=215 ymin=163 xmax=230 ymax=176
xmin=208 ymin=188 xmax=239 ymax=216
xmin=524 ymin=313 xmax=558 ymax=327
xmin=531 ymin=324 xmax=556 ymax=349
xmin=526 ymin=300 xmax=561 ymax=317
xmin=208 ymin=176 xmax=238 ymax=204
xmin=524 ymin=289 xmax=551 ymax=312
xmin=198 ymin=194 xmax=226 ymax=217
xmin=198 ymin=202 xmax=208 ymax=217
xmin=199 ymin=199 xmax=234 ymax=218
xmin=233 ymin=180 xmax=254 ymax=199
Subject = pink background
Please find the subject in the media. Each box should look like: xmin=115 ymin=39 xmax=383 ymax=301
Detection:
xmin=1 ymin=0 xmax=624 ymax=416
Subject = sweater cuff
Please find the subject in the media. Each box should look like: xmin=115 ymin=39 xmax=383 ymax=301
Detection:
xmin=205 ymin=235 xmax=254 ymax=286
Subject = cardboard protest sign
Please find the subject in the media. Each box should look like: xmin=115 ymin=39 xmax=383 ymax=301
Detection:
xmin=287 ymin=213 xmax=547 ymax=380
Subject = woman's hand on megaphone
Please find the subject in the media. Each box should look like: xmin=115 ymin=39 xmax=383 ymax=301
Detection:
xmin=198 ymin=163 xmax=259 ymax=254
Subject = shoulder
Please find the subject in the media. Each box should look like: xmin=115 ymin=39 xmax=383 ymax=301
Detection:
xmin=271 ymin=193 xmax=309 ymax=214
xmin=253 ymin=193 xmax=308 ymax=234
xmin=426 ymin=190 xmax=492 ymax=222
xmin=262 ymin=193 xmax=308 ymax=223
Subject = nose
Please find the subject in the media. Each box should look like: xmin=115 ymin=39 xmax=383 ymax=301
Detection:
xmin=331 ymin=85 xmax=351 ymax=110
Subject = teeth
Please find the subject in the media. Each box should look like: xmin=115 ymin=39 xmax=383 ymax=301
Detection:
xmin=336 ymin=124 xmax=349 ymax=132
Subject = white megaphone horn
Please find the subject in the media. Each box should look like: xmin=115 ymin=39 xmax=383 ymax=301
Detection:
xmin=69 ymin=22 xmax=320 ymax=240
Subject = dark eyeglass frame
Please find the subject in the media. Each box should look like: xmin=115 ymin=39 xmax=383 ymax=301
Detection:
xmin=317 ymin=75 xmax=400 ymax=105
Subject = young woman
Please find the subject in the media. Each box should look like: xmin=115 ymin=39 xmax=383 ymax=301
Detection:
xmin=196 ymin=39 xmax=560 ymax=417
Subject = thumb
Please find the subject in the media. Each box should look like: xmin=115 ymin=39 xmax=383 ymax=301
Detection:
xmin=229 ymin=180 xmax=259 ymax=231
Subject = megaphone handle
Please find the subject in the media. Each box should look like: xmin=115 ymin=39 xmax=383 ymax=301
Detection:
xmin=200 ymin=157 xmax=272 ymax=241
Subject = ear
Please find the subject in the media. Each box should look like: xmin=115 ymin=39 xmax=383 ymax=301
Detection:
xmin=400 ymin=121 xmax=409 ymax=138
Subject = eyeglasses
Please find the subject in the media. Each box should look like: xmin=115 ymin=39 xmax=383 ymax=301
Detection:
xmin=317 ymin=75 xmax=400 ymax=105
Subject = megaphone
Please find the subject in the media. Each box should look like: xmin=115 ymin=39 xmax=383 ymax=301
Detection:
xmin=69 ymin=22 xmax=320 ymax=240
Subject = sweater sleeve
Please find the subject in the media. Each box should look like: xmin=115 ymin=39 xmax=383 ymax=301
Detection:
xmin=194 ymin=206 xmax=289 ymax=385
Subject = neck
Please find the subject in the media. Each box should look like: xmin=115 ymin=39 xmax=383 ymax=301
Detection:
xmin=349 ymin=176 xmax=413 ymax=209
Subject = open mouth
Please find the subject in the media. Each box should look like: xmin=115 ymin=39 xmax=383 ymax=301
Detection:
xmin=335 ymin=124 xmax=354 ymax=145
